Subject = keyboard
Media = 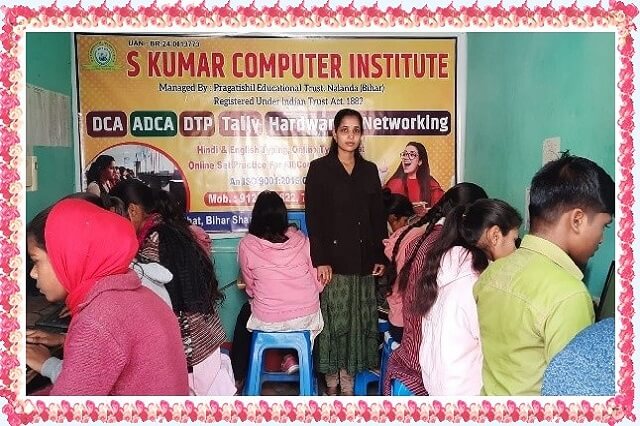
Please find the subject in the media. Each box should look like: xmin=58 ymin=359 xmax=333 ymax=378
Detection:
xmin=35 ymin=308 xmax=70 ymax=332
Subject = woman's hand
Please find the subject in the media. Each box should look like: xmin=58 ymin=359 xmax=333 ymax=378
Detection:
xmin=26 ymin=344 xmax=51 ymax=373
xmin=58 ymin=306 xmax=71 ymax=318
xmin=372 ymin=264 xmax=386 ymax=277
xmin=317 ymin=265 xmax=333 ymax=286
xmin=26 ymin=329 xmax=65 ymax=347
xmin=236 ymin=274 xmax=246 ymax=290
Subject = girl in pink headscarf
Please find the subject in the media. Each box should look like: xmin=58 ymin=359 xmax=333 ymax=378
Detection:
xmin=25 ymin=199 xmax=188 ymax=395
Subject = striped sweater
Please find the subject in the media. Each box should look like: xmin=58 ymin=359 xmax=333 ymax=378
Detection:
xmin=139 ymin=229 xmax=226 ymax=368
xmin=383 ymin=224 xmax=443 ymax=395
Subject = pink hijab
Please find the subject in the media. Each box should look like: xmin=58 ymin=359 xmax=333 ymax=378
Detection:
xmin=45 ymin=199 xmax=138 ymax=315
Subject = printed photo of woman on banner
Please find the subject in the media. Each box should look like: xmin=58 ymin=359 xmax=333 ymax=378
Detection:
xmin=384 ymin=141 xmax=445 ymax=215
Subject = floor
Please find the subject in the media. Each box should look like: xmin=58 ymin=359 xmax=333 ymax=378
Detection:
xmin=250 ymin=374 xmax=380 ymax=396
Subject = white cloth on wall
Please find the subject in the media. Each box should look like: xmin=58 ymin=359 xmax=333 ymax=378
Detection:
xmin=26 ymin=84 xmax=70 ymax=149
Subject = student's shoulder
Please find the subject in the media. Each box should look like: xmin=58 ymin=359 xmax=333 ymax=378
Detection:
xmin=238 ymin=233 xmax=258 ymax=250
xmin=475 ymin=249 xmax=534 ymax=291
xmin=519 ymin=251 xmax=584 ymax=288
xmin=510 ymin=251 xmax=590 ymax=309
xmin=70 ymin=297 xmax=124 ymax=338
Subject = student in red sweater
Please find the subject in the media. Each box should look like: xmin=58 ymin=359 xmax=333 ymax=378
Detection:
xmin=385 ymin=142 xmax=445 ymax=215
xmin=25 ymin=199 xmax=188 ymax=395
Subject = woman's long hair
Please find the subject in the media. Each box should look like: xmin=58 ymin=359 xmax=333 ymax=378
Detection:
xmin=328 ymin=108 xmax=364 ymax=159
xmin=85 ymin=154 xmax=115 ymax=184
xmin=413 ymin=198 xmax=522 ymax=316
xmin=381 ymin=190 xmax=414 ymax=296
xmin=383 ymin=189 xmax=415 ymax=220
xmin=110 ymin=179 xmax=156 ymax=213
xmin=394 ymin=182 xmax=488 ymax=294
xmin=111 ymin=180 xmax=223 ymax=312
xmin=154 ymin=188 xmax=192 ymax=228
xmin=386 ymin=142 xmax=432 ymax=204
xmin=248 ymin=191 xmax=289 ymax=243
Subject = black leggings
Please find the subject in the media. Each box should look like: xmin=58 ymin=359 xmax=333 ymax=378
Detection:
xmin=231 ymin=302 xmax=252 ymax=381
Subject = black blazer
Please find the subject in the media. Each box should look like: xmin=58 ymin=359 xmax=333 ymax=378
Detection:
xmin=304 ymin=154 xmax=387 ymax=275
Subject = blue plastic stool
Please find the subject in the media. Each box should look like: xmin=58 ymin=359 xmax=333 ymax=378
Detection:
xmin=391 ymin=379 xmax=414 ymax=396
xmin=354 ymin=369 xmax=380 ymax=395
xmin=245 ymin=331 xmax=316 ymax=396
xmin=354 ymin=330 xmax=399 ymax=396
xmin=379 ymin=331 xmax=399 ymax=394
xmin=378 ymin=318 xmax=390 ymax=333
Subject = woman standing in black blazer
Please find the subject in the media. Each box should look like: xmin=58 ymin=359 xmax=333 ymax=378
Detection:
xmin=305 ymin=108 xmax=387 ymax=395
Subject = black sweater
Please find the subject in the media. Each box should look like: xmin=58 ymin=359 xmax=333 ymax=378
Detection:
xmin=304 ymin=154 xmax=387 ymax=275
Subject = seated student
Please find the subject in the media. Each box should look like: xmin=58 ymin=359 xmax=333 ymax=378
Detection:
xmin=381 ymin=190 xmax=423 ymax=343
xmin=236 ymin=191 xmax=324 ymax=383
xmin=382 ymin=182 xmax=488 ymax=396
xmin=474 ymin=154 xmax=614 ymax=395
xmin=542 ymin=318 xmax=615 ymax=396
xmin=27 ymin=257 xmax=174 ymax=386
xmin=25 ymin=199 xmax=188 ymax=395
xmin=111 ymin=180 xmax=235 ymax=396
xmin=416 ymin=199 xmax=522 ymax=395
xmin=26 ymin=191 xmax=174 ymax=366
xmin=158 ymin=187 xmax=212 ymax=254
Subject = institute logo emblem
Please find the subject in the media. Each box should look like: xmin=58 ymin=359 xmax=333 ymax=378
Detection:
xmin=84 ymin=40 xmax=120 ymax=70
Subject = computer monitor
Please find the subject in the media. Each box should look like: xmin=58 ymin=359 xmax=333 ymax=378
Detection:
xmin=596 ymin=261 xmax=615 ymax=321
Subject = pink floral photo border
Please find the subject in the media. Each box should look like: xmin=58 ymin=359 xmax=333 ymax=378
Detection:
xmin=0 ymin=1 xmax=636 ymax=424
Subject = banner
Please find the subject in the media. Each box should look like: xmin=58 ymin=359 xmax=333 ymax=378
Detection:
xmin=76 ymin=34 xmax=458 ymax=233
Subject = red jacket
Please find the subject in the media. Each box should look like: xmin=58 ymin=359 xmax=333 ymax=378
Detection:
xmin=50 ymin=271 xmax=189 ymax=395
xmin=385 ymin=176 xmax=445 ymax=207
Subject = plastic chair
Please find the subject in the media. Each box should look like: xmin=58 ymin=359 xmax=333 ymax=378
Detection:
xmin=354 ymin=369 xmax=380 ymax=395
xmin=378 ymin=318 xmax=390 ymax=333
xmin=244 ymin=331 xmax=316 ymax=396
xmin=354 ymin=330 xmax=399 ymax=395
xmin=379 ymin=331 xmax=400 ymax=394
xmin=391 ymin=378 xmax=414 ymax=396
xmin=391 ymin=378 xmax=413 ymax=396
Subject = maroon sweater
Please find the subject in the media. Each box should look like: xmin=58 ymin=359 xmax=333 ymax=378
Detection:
xmin=50 ymin=272 xmax=189 ymax=395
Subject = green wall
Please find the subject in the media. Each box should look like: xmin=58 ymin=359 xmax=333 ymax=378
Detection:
xmin=465 ymin=32 xmax=615 ymax=297
xmin=212 ymin=238 xmax=245 ymax=337
xmin=26 ymin=32 xmax=76 ymax=222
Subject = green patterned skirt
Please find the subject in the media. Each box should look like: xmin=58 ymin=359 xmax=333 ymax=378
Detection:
xmin=316 ymin=274 xmax=379 ymax=375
